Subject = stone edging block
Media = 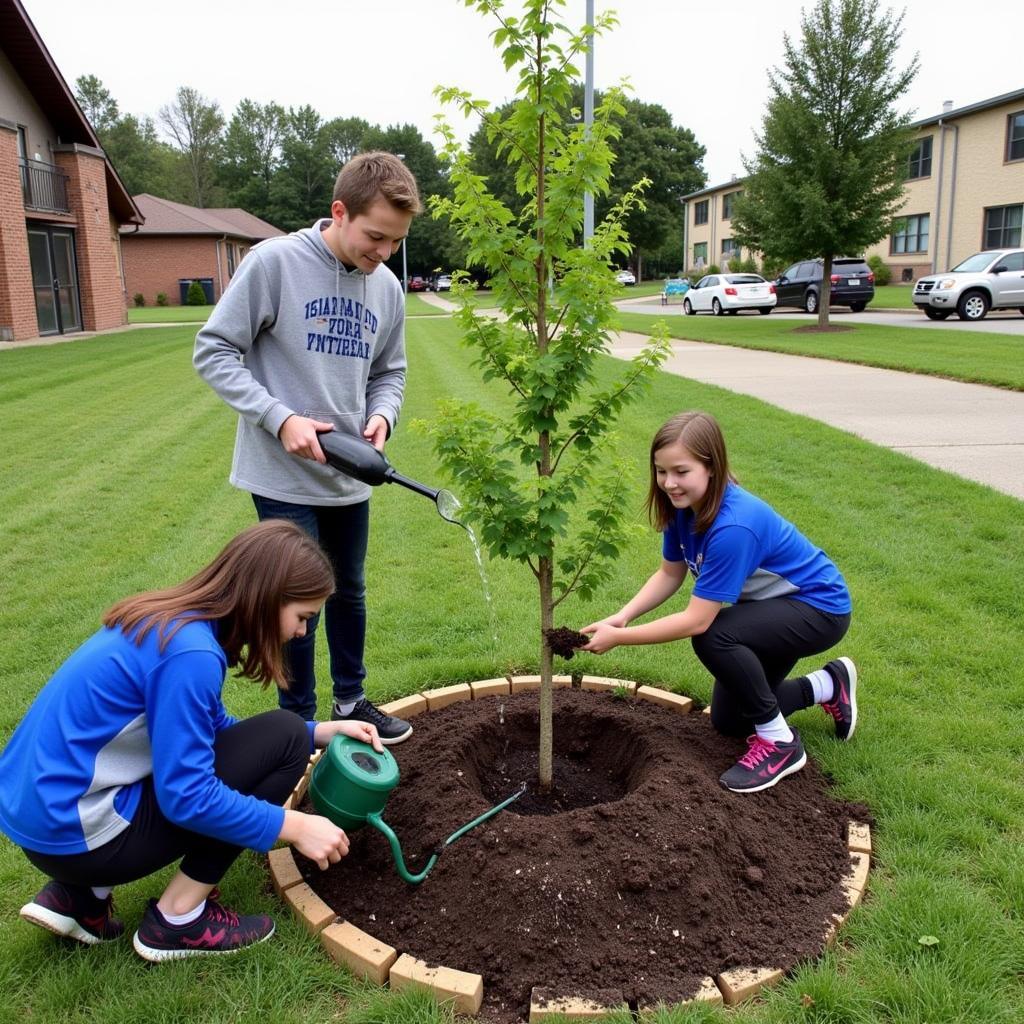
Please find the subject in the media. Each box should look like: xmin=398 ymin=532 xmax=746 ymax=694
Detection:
xmin=378 ymin=693 xmax=428 ymax=718
xmin=510 ymin=674 xmax=572 ymax=693
xmin=529 ymin=988 xmax=626 ymax=1021
xmin=716 ymin=966 xmax=784 ymax=1005
xmin=320 ymin=920 xmax=397 ymax=986
xmin=635 ymin=685 xmax=694 ymax=714
xmin=390 ymin=953 xmax=484 ymax=1015
xmin=267 ymin=847 xmax=304 ymax=897
xmin=283 ymin=881 xmax=337 ymax=934
xmin=580 ymin=676 xmax=637 ymax=694
xmin=471 ymin=678 xmax=511 ymax=698
xmin=841 ymin=850 xmax=870 ymax=912
xmin=848 ymin=821 xmax=872 ymax=854
xmin=422 ymin=683 xmax=472 ymax=710
xmin=638 ymin=976 xmax=722 ymax=1018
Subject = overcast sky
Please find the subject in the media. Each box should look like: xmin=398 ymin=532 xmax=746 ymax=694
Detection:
xmin=22 ymin=0 xmax=1024 ymax=187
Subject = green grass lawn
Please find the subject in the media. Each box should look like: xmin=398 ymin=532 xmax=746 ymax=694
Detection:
xmin=872 ymin=284 xmax=916 ymax=309
xmin=614 ymin=311 xmax=1024 ymax=391
xmin=1 ymin=320 xmax=1022 ymax=1023
xmin=127 ymin=304 xmax=214 ymax=323
xmin=404 ymin=292 xmax=448 ymax=316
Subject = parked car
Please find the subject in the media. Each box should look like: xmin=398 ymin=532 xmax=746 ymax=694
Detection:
xmin=660 ymin=278 xmax=691 ymax=304
xmin=408 ymin=276 xmax=427 ymax=292
xmin=682 ymin=273 xmax=776 ymax=316
xmin=615 ymin=269 xmax=636 ymax=285
xmin=773 ymin=257 xmax=874 ymax=313
xmin=912 ymin=248 xmax=1024 ymax=321
xmin=434 ymin=273 xmax=453 ymax=291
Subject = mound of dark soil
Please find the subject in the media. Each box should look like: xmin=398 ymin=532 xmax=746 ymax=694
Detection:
xmin=297 ymin=688 xmax=867 ymax=1021
xmin=543 ymin=627 xmax=589 ymax=659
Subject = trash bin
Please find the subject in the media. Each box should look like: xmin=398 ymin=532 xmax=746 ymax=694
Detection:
xmin=178 ymin=278 xmax=215 ymax=304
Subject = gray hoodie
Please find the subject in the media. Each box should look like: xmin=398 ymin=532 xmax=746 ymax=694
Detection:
xmin=194 ymin=220 xmax=406 ymax=506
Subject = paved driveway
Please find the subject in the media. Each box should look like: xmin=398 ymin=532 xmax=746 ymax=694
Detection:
xmin=607 ymin=330 xmax=1024 ymax=501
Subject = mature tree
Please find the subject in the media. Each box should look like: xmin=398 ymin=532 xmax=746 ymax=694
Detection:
xmin=268 ymin=105 xmax=336 ymax=230
xmin=323 ymin=116 xmax=371 ymax=169
xmin=469 ymin=89 xmax=705 ymax=281
xmin=74 ymin=74 xmax=119 ymax=137
xmin=220 ymin=99 xmax=286 ymax=221
xmin=426 ymin=0 xmax=669 ymax=792
xmin=159 ymin=86 xmax=225 ymax=207
xmin=731 ymin=0 xmax=918 ymax=326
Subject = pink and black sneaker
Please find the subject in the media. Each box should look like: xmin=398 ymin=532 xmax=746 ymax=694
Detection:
xmin=132 ymin=893 xmax=275 ymax=962
xmin=19 ymin=880 xmax=124 ymax=944
xmin=821 ymin=657 xmax=858 ymax=741
xmin=719 ymin=730 xmax=807 ymax=793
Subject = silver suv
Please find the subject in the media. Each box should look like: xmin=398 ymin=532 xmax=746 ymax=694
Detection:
xmin=913 ymin=249 xmax=1024 ymax=321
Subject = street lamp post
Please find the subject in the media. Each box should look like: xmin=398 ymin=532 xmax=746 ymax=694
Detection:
xmin=397 ymin=152 xmax=409 ymax=293
xmin=583 ymin=0 xmax=594 ymax=246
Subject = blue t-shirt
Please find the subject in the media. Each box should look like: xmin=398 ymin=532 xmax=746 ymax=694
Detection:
xmin=0 ymin=618 xmax=314 ymax=856
xmin=662 ymin=483 xmax=851 ymax=614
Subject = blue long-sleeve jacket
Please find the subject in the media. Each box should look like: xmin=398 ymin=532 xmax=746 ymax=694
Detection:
xmin=0 ymin=618 xmax=314 ymax=855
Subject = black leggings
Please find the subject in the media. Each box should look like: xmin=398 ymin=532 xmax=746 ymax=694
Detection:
xmin=691 ymin=598 xmax=850 ymax=736
xmin=24 ymin=710 xmax=309 ymax=888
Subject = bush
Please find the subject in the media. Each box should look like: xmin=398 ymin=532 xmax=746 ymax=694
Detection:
xmin=185 ymin=280 xmax=207 ymax=306
xmin=760 ymin=257 xmax=788 ymax=281
xmin=155 ymin=293 xmax=168 ymax=306
xmin=132 ymin=293 xmax=145 ymax=307
xmin=867 ymin=254 xmax=892 ymax=286
xmin=706 ymin=263 xmax=721 ymax=276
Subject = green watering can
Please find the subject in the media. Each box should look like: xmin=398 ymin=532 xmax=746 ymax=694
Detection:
xmin=309 ymin=734 xmax=525 ymax=885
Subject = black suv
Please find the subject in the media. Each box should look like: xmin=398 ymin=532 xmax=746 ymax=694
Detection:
xmin=773 ymin=257 xmax=875 ymax=313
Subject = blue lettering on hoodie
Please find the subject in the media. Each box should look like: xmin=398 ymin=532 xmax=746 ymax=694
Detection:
xmin=304 ymin=298 xmax=373 ymax=360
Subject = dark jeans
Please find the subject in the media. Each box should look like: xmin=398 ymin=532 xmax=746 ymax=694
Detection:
xmin=23 ymin=710 xmax=308 ymax=888
xmin=252 ymin=493 xmax=369 ymax=720
xmin=690 ymin=597 xmax=851 ymax=736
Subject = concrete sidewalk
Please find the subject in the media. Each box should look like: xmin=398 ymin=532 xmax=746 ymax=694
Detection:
xmin=609 ymin=331 xmax=1024 ymax=501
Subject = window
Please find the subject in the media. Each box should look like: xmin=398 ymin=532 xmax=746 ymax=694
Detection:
xmin=997 ymin=252 xmax=1024 ymax=272
xmin=1008 ymin=112 xmax=1024 ymax=162
xmin=226 ymin=242 xmax=236 ymax=276
xmin=984 ymin=205 xmax=1023 ymax=248
xmin=906 ymin=136 xmax=932 ymax=179
xmin=891 ymin=213 xmax=930 ymax=254
xmin=17 ymin=125 xmax=28 ymax=161
xmin=796 ymin=262 xmax=816 ymax=280
xmin=721 ymin=239 xmax=738 ymax=258
xmin=694 ymin=200 xmax=708 ymax=225
xmin=722 ymin=190 xmax=741 ymax=220
xmin=781 ymin=263 xmax=800 ymax=280
xmin=692 ymin=241 xmax=708 ymax=267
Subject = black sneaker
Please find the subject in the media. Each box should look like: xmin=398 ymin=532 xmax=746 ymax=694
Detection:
xmin=19 ymin=880 xmax=124 ymax=944
xmin=331 ymin=696 xmax=412 ymax=745
xmin=821 ymin=656 xmax=858 ymax=741
xmin=132 ymin=894 xmax=274 ymax=962
xmin=719 ymin=730 xmax=807 ymax=793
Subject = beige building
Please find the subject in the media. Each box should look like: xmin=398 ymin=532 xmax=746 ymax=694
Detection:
xmin=681 ymin=87 xmax=1024 ymax=281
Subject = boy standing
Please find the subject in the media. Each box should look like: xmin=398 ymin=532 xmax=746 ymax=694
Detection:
xmin=194 ymin=152 xmax=421 ymax=743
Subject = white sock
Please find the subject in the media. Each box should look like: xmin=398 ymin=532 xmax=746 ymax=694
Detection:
xmin=91 ymin=886 xmax=112 ymax=900
xmin=160 ymin=900 xmax=206 ymax=926
xmin=754 ymin=713 xmax=794 ymax=745
xmin=335 ymin=700 xmax=357 ymax=716
xmin=807 ymin=668 xmax=834 ymax=704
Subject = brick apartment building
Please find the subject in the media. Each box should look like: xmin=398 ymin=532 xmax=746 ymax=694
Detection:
xmin=0 ymin=0 xmax=142 ymax=342
xmin=121 ymin=195 xmax=283 ymax=307
xmin=681 ymin=87 xmax=1024 ymax=281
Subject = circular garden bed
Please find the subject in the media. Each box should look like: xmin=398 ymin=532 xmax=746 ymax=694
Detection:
xmin=270 ymin=679 xmax=871 ymax=1022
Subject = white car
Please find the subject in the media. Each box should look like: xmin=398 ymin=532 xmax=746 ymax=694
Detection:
xmin=683 ymin=273 xmax=776 ymax=316
xmin=615 ymin=269 xmax=636 ymax=285
xmin=434 ymin=274 xmax=452 ymax=291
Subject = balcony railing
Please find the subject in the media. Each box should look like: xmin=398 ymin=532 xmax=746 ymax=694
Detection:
xmin=20 ymin=158 xmax=70 ymax=214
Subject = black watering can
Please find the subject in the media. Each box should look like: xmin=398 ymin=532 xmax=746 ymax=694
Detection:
xmin=318 ymin=432 xmax=463 ymax=526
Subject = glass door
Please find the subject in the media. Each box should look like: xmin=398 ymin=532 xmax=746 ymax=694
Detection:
xmin=27 ymin=226 xmax=81 ymax=335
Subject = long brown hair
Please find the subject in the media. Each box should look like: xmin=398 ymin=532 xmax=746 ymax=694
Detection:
xmin=645 ymin=411 xmax=737 ymax=534
xmin=103 ymin=520 xmax=334 ymax=688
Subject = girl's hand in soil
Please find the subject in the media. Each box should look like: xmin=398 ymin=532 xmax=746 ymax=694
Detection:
xmin=314 ymin=719 xmax=384 ymax=752
xmin=279 ymin=809 xmax=350 ymax=870
xmin=579 ymin=621 xmax=624 ymax=654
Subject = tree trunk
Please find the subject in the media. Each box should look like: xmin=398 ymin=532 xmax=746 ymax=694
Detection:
xmin=538 ymin=556 xmax=554 ymax=791
xmin=818 ymin=253 xmax=832 ymax=328
xmin=635 ymin=252 xmax=643 ymax=284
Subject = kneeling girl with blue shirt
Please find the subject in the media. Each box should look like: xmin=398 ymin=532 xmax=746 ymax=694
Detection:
xmin=0 ymin=519 xmax=383 ymax=959
xmin=581 ymin=411 xmax=858 ymax=793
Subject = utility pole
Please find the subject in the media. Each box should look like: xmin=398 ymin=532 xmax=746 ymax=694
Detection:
xmin=583 ymin=0 xmax=594 ymax=246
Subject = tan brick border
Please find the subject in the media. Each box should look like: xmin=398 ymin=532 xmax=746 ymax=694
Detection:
xmin=270 ymin=680 xmax=871 ymax=1014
